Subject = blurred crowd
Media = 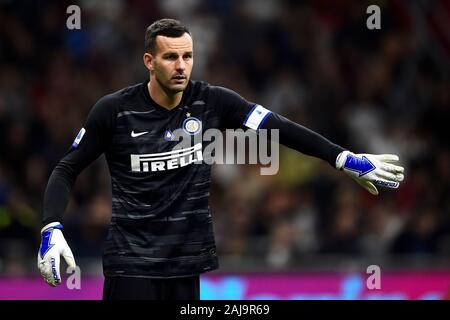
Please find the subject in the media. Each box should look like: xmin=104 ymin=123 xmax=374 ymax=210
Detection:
xmin=0 ymin=0 xmax=449 ymax=275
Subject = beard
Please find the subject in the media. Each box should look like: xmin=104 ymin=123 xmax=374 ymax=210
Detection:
xmin=153 ymin=69 xmax=189 ymax=95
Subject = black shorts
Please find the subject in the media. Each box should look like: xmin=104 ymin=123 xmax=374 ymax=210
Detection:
xmin=102 ymin=275 xmax=200 ymax=300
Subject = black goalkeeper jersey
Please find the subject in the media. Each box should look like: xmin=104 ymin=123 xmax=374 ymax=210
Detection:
xmin=43 ymin=80 xmax=344 ymax=278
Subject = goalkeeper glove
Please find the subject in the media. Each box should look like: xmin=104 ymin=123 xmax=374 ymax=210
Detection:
xmin=336 ymin=150 xmax=404 ymax=195
xmin=37 ymin=222 xmax=76 ymax=287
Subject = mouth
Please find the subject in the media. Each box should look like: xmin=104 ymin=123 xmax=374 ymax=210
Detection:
xmin=172 ymin=75 xmax=186 ymax=83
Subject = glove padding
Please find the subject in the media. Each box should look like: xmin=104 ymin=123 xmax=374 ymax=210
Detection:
xmin=336 ymin=151 xmax=404 ymax=195
xmin=37 ymin=222 xmax=76 ymax=287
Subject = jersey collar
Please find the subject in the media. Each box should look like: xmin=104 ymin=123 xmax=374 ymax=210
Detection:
xmin=142 ymin=80 xmax=191 ymax=115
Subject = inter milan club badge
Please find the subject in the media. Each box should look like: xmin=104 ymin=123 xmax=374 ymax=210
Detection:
xmin=182 ymin=117 xmax=202 ymax=135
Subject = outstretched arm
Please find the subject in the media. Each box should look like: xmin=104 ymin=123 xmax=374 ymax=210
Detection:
xmin=209 ymin=86 xmax=405 ymax=195
xmin=251 ymin=106 xmax=404 ymax=195
xmin=244 ymin=105 xmax=404 ymax=195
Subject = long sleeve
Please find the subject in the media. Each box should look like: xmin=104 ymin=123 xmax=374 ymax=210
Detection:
xmin=42 ymin=95 xmax=117 ymax=224
xmin=260 ymin=112 xmax=345 ymax=167
xmin=208 ymin=85 xmax=345 ymax=167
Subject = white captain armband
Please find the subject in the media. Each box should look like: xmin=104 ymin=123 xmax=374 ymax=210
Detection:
xmin=243 ymin=104 xmax=271 ymax=131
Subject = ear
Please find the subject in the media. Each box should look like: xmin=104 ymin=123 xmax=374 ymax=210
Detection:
xmin=143 ymin=53 xmax=154 ymax=72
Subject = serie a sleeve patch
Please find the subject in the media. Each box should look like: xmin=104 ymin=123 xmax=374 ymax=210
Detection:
xmin=72 ymin=127 xmax=86 ymax=148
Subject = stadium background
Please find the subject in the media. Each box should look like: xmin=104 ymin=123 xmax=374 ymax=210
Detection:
xmin=0 ymin=0 xmax=449 ymax=299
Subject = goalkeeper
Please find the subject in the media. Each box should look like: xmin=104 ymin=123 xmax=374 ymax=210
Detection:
xmin=38 ymin=18 xmax=404 ymax=300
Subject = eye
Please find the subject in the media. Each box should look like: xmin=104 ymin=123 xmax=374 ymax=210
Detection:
xmin=183 ymin=54 xmax=192 ymax=60
xmin=165 ymin=54 xmax=178 ymax=60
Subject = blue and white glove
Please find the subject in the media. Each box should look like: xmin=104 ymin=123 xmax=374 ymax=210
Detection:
xmin=37 ymin=222 xmax=76 ymax=287
xmin=336 ymin=151 xmax=405 ymax=195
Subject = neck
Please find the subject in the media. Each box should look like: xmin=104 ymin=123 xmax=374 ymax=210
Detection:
xmin=148 ymin=80 xmax=182 ymax=110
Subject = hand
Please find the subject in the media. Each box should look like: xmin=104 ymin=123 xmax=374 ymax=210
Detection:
xmin=336 ymin=150 xmax=405 ymax=195
xmin=37 ymin=222 xmax=76 ymax=287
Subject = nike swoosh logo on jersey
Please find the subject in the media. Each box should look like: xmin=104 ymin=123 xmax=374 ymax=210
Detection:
xmin=131 ymin=131 xmax=149 ymax=138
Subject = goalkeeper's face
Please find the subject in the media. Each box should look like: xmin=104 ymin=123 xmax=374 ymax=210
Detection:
xmin=146 ymin=33 xmax=193 ymax=94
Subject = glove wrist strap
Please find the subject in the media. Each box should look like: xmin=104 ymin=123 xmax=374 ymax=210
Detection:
xmin=336 ymin=150 xmax=350 ymax=170
xmin=41 ymin=222 xmax=63 ymax=233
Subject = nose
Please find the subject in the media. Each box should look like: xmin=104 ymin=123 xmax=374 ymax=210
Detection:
xmin=175 ymin=57 xmax=186 ymax=72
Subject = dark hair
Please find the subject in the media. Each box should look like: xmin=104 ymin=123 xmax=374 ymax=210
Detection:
xmin=144 ymin=19 xmax=191 ymax=54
